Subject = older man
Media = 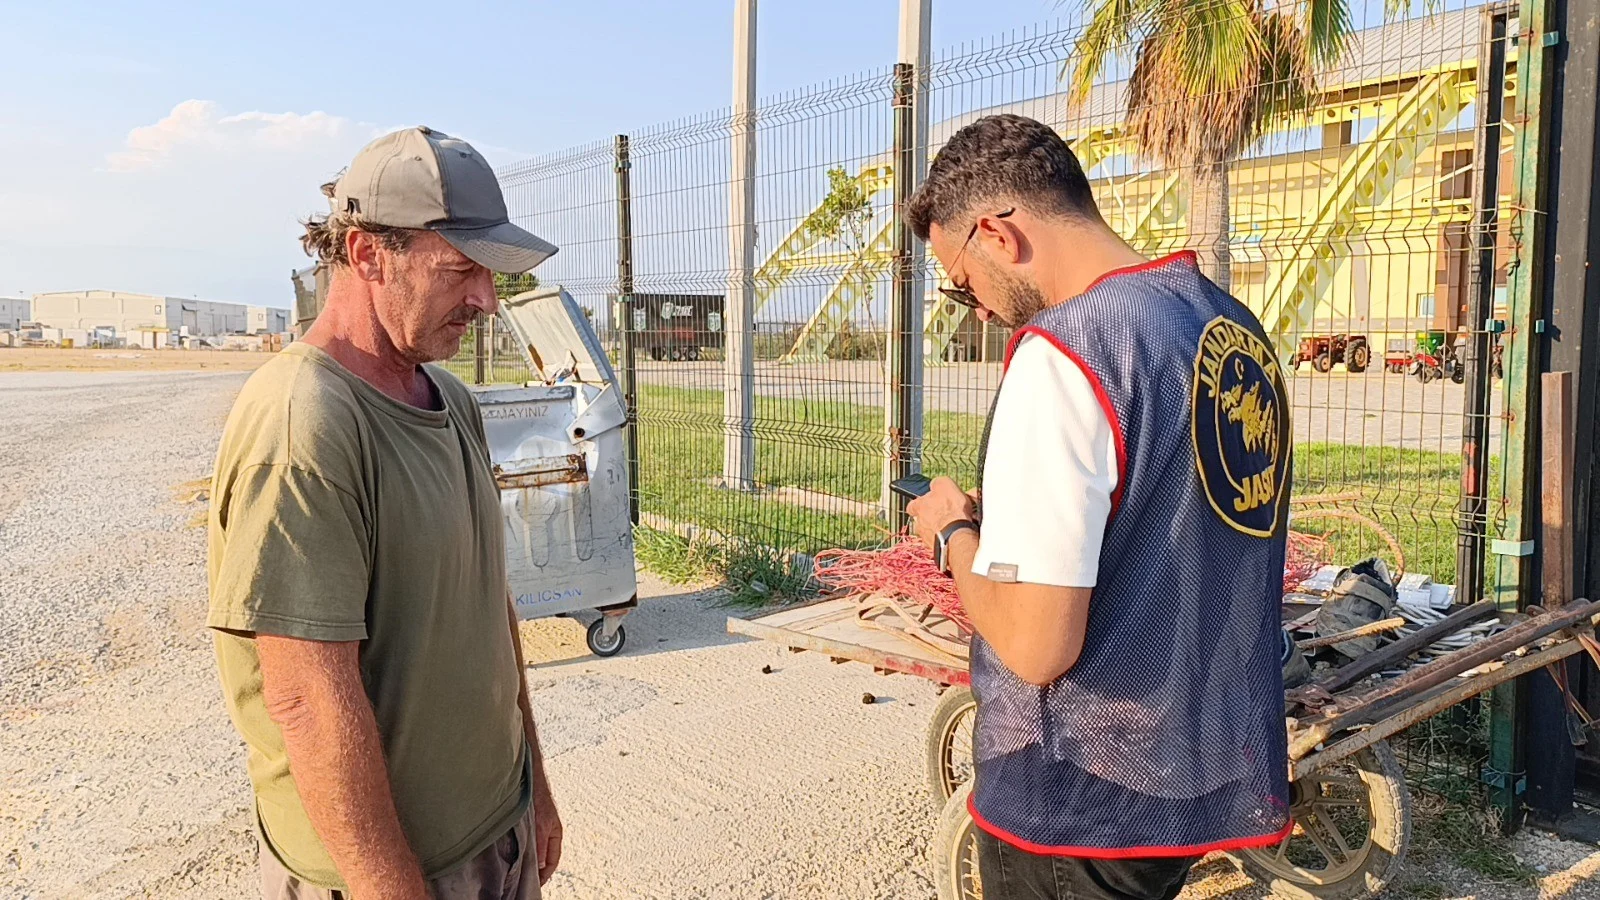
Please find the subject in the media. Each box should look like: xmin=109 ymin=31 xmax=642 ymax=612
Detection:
xmin=208 ymin=127 xmax=560 ymax=900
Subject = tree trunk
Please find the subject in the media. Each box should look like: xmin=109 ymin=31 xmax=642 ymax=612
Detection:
xmin=1188 ymin=157 xmax=1232 ymax=294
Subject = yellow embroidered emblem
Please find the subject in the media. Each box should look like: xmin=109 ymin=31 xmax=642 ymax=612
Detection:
xmin=1191 ymin=317 xmax=1291 ymax=536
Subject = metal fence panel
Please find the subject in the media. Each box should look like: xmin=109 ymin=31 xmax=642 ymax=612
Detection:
xmin=481 ymin=0 xmax=1548 ymax=809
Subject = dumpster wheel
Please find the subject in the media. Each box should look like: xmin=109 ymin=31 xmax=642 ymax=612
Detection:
xmin=587 ymin=618 xmax=627 ymax=657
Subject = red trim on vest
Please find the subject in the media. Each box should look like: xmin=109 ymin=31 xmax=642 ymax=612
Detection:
xmin=1081 ymin=250 xmax=1198 ymax=296
xmin=1002 ymin=327 xmax=1128 ymax=517
xmin=967 ymin=794 xmax=1295 ymax=860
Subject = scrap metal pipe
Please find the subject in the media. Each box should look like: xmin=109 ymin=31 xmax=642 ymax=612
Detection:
xmin=1292 ymin=637 xmax=1589 ymax=777
xmin=1290 ymin=599 xmax=1600 ymax=758
xmin=1312 ymin=600 xmax=1498 ymax=694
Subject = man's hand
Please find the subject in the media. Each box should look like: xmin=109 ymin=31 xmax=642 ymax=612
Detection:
xmin=906 ymin=476 xmax=977 ymax=550
xmin=533 ymin=771 xmax=563 ymax=883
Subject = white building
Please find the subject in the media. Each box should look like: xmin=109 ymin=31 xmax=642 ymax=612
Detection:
xmin=247 ymin=306 xmax=290 ymax=334
xmin=0 ymin=297 xmax=30 ymax=330
xmin=29 ymin=291 xmax=269 ymax=337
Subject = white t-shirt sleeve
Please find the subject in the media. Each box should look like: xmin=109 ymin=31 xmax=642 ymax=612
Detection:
xmin=971 ymin=334 xmax=1120 ymax=588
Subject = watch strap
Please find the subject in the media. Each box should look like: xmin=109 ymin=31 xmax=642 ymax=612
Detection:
xmin=935 ymin=519 xmax=979 ymax=575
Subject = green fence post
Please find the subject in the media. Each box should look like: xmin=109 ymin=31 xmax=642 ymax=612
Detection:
xmin=1488 ymin=0 xmax=1560 ymax=830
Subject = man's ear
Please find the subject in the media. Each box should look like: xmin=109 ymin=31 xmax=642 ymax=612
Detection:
xmin=347 ymin=230 xmax=384 ymax=283
xmin=978 ymin=213 xmax=1026 ymax=265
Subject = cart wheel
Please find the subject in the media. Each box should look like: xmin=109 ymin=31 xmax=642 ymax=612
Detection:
xmin=926 ymin=686 xmax=977 ymax=804
xmin=934 ymin=783 xmax=984 ymax=900
xmin=1236 ymin=741 xmax=1411 ymax=900
xmin=586 ymin=618 xmax=626 ymax=657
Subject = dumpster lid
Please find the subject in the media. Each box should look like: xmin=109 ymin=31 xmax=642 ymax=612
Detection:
xmin=498 ymin=287 xmax=617 ymax=386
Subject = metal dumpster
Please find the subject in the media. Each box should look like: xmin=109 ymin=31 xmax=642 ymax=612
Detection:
xmin=480 ymin=286 xmax=637 ymax=656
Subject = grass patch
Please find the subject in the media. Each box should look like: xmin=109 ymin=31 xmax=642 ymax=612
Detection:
xmin=633 ymin=524 xmax=815 ymax=606
xmin=1408 ymin=793 xmax=1538 ymax=885
xmin=635 ymin=382 xmax=1479 ymax=582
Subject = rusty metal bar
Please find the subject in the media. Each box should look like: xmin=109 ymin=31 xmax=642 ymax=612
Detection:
xmin=1295 ymin=617 xmax=1407 ymax=651
xmin=1290 ymin=599 xmax=1600 ymax=757
xmin=493 ymin=453 xmax=588 ymax=489
xmin=1310 ymin=600 xmax=1499 ymax=695
xmin=1542 ymin=371 xmax=1575 ymax=607
xmin=1292 ymin=637 xmax=1589 ymax=778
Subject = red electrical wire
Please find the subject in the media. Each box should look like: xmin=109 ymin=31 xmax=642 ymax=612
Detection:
xmin=815 ymin=529 xmax=1328 ymax=632
xmin=813 ymin=538 xmax=973 ymax=632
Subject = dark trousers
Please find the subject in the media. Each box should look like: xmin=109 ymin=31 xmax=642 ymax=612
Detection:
xmin=976 ymin=829 xmax=1197 ymax=900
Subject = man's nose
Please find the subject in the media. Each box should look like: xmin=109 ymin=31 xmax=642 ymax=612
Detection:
xmin=465 ymin=269 xmax=498 ymax=315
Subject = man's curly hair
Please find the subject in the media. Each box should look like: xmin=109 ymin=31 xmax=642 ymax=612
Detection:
xmin=907 ymin=114 xmax=1098 ymax=241
xmin=300 ymin=178 xmax=417 ymax=266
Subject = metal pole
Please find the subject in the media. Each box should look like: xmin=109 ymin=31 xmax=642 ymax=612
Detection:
xmin=1456 ymin=6 xmax=1509 ymax=610
xmin=888 ymin=62 xmax=918 ymax=527
xmin=884 ymin=0 xmax=930 ymax=518
xmin=1490 ymin=0 xmax=1559 ymax=829
xmin=616 ymin=134 xmax=641 ymax=526
xmin=1543 ymin=0 xmax=1600 ymax=608
xmin=1525 ymin=0 xmax=1599 ymax=820
xmin=721 ymin=0 xmax=758 ymax=491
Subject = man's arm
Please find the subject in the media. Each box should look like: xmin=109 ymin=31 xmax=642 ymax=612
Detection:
xmin=908 ymin=481 xmax=1091 ymax=685
xmin=507 ymin=596 xmax=563 ymax=884
xmin=257 ymin=636 xmax=429 ymax=900
xmin=946 ymin=527 xmax=1091 ymax=685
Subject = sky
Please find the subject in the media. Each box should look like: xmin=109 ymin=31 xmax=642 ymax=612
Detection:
xmin=0 ymin=0 xmax=1075 ymax=307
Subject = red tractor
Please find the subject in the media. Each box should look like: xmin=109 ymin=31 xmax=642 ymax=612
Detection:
xmin=1292 ymin=334 xmax=1370 ymax=373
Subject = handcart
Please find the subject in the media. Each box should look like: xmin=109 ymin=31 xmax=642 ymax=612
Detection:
xmin=482 ymin=287 xmax=637 ymax=657
xmin=729 ymin=594 xmax=1600 ymax=900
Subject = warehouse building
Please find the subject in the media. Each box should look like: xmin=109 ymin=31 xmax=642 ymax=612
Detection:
xmin=247 ymin=306 xmax=290 ymax=334
xmin=30 ymin=291 xmax=285 ymax=337
xmin=0 ymin=297 xmax=30 ymax=330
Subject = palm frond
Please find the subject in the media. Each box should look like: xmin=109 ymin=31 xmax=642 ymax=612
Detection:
xmin=1062 ymin=0 xmax=1146 ymax=105
xmin=1302 ymin=0 xmax=1353 ymax=69
xmin=1384 ymin=0 xmax=1444 ymax=21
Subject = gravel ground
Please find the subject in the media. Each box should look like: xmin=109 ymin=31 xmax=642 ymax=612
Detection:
xmin=1 ymin=369 xmax=1596 ymax=900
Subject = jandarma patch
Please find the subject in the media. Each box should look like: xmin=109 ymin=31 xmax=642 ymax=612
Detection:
xmin=1191 ymin=317 xmax=1290 ymax=537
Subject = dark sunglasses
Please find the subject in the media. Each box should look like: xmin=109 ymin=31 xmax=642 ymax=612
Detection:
xmin=938 ymin=208 xmax=1014 ymax=309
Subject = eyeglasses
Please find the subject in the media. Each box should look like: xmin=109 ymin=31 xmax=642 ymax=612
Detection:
xmin=938 ymin=208 xmax=1014 ymax=310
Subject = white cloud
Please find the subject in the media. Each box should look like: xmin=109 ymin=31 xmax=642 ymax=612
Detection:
xmin=0 ymin=101 xmax=380 ymax=304
xmin=0 ymin=101 xmax=533 ymax=306
xmin=106 ymin=100 xmax=370 ymax=172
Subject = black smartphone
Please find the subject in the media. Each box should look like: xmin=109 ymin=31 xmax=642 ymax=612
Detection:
xmin=889 ymin=475 xmax=933 ymax=500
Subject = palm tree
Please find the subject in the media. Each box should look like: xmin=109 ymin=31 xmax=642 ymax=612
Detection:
xmin=1064 ymin=0 xmax=1364 ymax=293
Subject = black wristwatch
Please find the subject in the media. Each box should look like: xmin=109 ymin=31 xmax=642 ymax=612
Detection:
xmin=934 ymin=520 xmax=979 ymax=576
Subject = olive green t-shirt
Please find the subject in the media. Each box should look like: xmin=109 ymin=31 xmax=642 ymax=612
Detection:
xmin=207 ymin=342 xmax=528 ymax=890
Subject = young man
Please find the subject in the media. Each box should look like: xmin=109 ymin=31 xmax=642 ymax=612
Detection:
xmin=208 ymin=127 xmax=561 ymax=900
xmin=905 ymin=114 xmax=1292 ymax=900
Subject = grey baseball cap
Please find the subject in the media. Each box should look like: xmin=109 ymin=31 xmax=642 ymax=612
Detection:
xmin=333 ymin=126 xmax=557 ymax=274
